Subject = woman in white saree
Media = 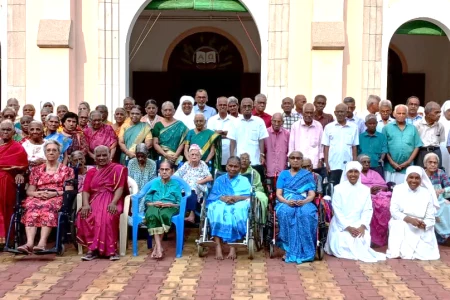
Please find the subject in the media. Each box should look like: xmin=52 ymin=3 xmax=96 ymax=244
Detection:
xmin=386 ymin=166 xmax=440 ymax=260
xmin=325 ymin=161 xmax=386 ymax=262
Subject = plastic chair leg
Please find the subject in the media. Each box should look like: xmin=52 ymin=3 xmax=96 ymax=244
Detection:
xmin=119 ymin=215 xmax=127 ymax=256
xmin=175 ymin=223 xmax=184 ymax=258
xmin=147 ymin=232 xmax=152 ymax=249
xmin=132 ymin=219 xmax=139 ymax=257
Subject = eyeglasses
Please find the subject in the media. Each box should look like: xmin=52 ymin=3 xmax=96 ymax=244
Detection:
xmin=289 ymin=156 xmax=303 ymax=160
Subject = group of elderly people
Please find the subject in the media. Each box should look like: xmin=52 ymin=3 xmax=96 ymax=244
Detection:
xmin=1 ymin=92 xmax=450 ymax=264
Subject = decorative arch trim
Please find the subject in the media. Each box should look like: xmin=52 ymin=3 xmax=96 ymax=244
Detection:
xmin=162 ymin=26 xmax=249 ymax=72
xmin=388 ymin=43 xmax=408 ymax=73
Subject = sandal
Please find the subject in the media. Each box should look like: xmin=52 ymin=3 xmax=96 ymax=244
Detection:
xmin=17 ymin=244 xmax=32 ymax=255
xmin=81 ymin=251 xmax=98 ymax=261
xmin=33 ymin=246 xmax=46 ymax=252
xmin=109 ymin=253 xmax=120 ymax=261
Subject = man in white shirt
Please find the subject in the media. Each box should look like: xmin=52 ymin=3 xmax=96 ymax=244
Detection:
xmin=207 ymin=97 xmax=236 ymax=170
xmin=322 ymin=103 xmax=359 ymax=184
xmin=228 ymin=98 xmax=268 ymax=176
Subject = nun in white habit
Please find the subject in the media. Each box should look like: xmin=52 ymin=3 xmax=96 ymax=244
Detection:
xmin=386 ymin=166 xmax=440 ymax=260
xmin=325 ymin=161 xmax=386 ymax=262
xmin=174 ymin=95 xmax=195 ymax=130
xmin=439 ymin=100 xmax=450 ymax=175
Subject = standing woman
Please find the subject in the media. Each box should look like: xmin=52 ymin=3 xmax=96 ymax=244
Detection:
xmin=112 ymin=107 xmax=127 ymax=136
xmin=141 ymin=99 xmax=161 ymax=129
xmin=153 ymin=102 xmax=188 ymax=164
xmin=174 ymin=96 xmax=195 ymax=130
xmin=78 ymin=101 xmax=91 ymax=114
xmin=44 ymin=114 xmax=72 ymax=164
xmin=440 ymin=100 xmax=450 ymax=175
xmin=0 ymin=120 xmax=28 ymax=246
xmin=41 ymin=101 xmax=55 ymax=114
xmin=22 ymin=121 xmax=47 ymax=167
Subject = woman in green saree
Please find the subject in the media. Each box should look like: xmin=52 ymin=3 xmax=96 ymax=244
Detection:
xmin=184 ymin=113 xmax=221 ymax=170
xmin=118 ymin=106 xmax=152 ymax=165
xmin=144 ymin=161 xmax=181 ymax=259
xmin=153 ymin=101 xmax=188 ymax=164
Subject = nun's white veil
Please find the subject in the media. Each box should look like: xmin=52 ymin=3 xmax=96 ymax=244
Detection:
xmin=404 ymin=166 xmax=439 ymax=210
xmin=174 ymin=95 xmax=195 ymax=129
xmin=340 ymin=161 xmax=363 ymax=185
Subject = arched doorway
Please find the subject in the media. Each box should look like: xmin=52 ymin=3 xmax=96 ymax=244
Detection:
xmin=386 ymin=20 xmax=450 ymax=106
xmin=128 ymin=0 xmax=261 ymax=108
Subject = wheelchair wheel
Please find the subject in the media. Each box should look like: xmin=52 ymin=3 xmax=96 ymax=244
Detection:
xmin=315 ymin=242 xmax=324 ymax=260
xmin=57 ymin=244 xmax=65 ymax=256
xmin=248 ymin=239 xmax=255 ymax=259
xmin=197 ymin=244 xmax=207 ymax=257
xmin=269 ymin=243 xmax=275 ymax=259
xmin=253 ymin=200 xmax=264 ymax=251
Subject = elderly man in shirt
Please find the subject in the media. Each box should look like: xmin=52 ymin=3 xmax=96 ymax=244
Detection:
xmin=252 ymin=94 xmax=272 ymax=128
xmin=382 ymin=105 xmax=423 ymax=184
xmin=358 ymin=114 xmax=387 ymax=177
xmin=377 ymin=99 xmax=395 ymax=133
xmin=406 ymin=96 xmax=423 ymax=124
xmin=289 ymin=103 xmax=323 ymax=168
xmin=360 ymin=95 xmax=381 ymax=119
xmin=414 ymin=101 xmax=445 ymax=168
xmin=194 ymin=89 xmax=217 ymax=121
xmin=313 ymin=95 xmax=334 ymax=129
xmin=281 ymin=97 xmax=300 ymax=131
xmin=227 ymin=96 xmax=241 ymax=119
xmin=228 ymin=98 xmax=269 ymax=179
xmin=264 ymin=113 xmax=289 ymax=181
xmin=294 ymin=94 xmax=307 ymax=117
xmin=322 ymin=103 xmax=359 ymax=184
xmin=207 ymin=96 xmax=236 ymax=170
xmin=344 ymin=97 xmax=366 ymax=134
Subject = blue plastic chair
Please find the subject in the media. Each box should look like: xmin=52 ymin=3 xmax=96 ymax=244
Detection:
xmin=131 ymin=175 xmax=191 ymax=257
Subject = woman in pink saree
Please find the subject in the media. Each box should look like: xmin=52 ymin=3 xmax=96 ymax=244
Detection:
xmin=358 ymin=154 xmax=392 ymax=247
xmin=76 ymin=145 xmax=128 ymax=261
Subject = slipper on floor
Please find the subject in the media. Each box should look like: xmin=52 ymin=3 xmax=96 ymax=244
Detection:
xmin=33 ymin=246 xmax=46 ymax=252
xmin=17 ymin=244 xmax=32 ymax=255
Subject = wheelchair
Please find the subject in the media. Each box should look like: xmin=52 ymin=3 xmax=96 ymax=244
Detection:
xmin=196 ymin=170 xmax=264 ymax=259
xmin=4 ymin=173 xmax=79 ymax=256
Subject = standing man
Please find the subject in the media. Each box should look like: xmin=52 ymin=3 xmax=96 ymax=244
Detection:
xmin=207 ymin=97 xmax=236 ymax=170
xmin=344 ymin=97 xmax=366 ymax=134
xmin=313 ymin=95 xmax=334 ymax=129
xmin=194 ymin=89 xmax=217 ymax=121
xmin=322 ymin=103 xmax=359 ymax=184
xmin=281 ymin=97 xmax=300 ymax=131
xmin=252 ymin=94 xmax=272 ymax=128
xmin=265 ymin=113 xmax=289 ymax=180
xmin=406 ymin=96 xmax=423 ymax=124
xmin=376 ymin=99 xmax=395 ymax=133
xmin=96 ymin=105 xmax=112 ymax=125
xmin=414 ymin=101 xmax=445 ymax=168
xmin=227 ymin=96 xmax=241 ymax=118
xmin=382 ymin=105 xmax=422 ymax=184
xmin=289 ymin=103 xmax=323 ymax=168
xmin=363 ymin=95 xmax=381 ymax=118
xmin=358 ymin=114 xmax=387 ymax=177
xmin=228 ymin=98 xmax=268 ymax=178
xmin=294 ymin=95 xmax=307 ymax=117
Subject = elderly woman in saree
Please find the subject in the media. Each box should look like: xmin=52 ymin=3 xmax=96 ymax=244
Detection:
xmin=175 ymin=144 xmax=212 ymax=223
xmin=144 ymin=161 xmax=181 ymax=259
xmin=275 ymin=151 xmax=316 ymax=263
xmin=0 ymin=120 xmax=28 ymax=245
xmin=207 ymin=156 xmax=251 ymax=260
xmin=240 ymin=153 xmax=268 ymax=222
xmin=60 ymin=112 xmax=88 ymax=156
xmin=18 ymin=140 xmax=74 ymax=254
xmin=119 ymin=105 xmax=152 ymax=165
xmin=184 ymin=113 xmax=221 ymax=169
xmin=325 ymin=161 xmax=386 ymax=262
xmin=423 ymin=153 xmax=450 ymax=245
xmin=128 ymin=143 xmax=157 ymax=194
xmin=301 ymin=158 xmax=323 ymax=195
xmin=141 ymin=99 xmax=161 ymax=129
xmin=78 ymin=101 xmax=90 ymax=115
xmin=41 ymin=101 xmax=54 ymax=113
xmin=112 ymin=107 xmax=127 ymax=136
xmin=174 ymin=96 xmax=195 ymax=130
xmin=387 ymin=166 xmax=440 ymax=260
xmin=16 ymin=115 xmax=33 ymax=142
xmin=153 ymin=101 xmax=188 ymax=164
xmin=44 ymin=114 xmax=72 ymax=164
xmin=77 ymin=146 xmax=129 ymax=261
xmin=84 ymin=111 xmax=117 ymax=163
xmin=70 ymin=150 xmax=92 ymax=191
xmin=22 ymin=121 xmax=46 ymax=167
xmin=358 ymin=154 xmax=392 ymax=247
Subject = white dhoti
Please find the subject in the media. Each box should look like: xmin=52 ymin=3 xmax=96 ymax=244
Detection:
xmin=384 ymin=171 xmax=406 ymax=185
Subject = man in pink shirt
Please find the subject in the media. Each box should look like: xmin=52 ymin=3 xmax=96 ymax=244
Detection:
xmin=264 ymin=113 xmax=290 ymax=179
xmin=289 ymin=103 xmax=324 ymax=168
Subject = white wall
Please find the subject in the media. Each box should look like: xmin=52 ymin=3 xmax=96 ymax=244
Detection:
xmin=390 ymin=34 xmax=450 ymax=104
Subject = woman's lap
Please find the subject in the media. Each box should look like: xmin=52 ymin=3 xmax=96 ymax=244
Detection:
xmin=21 ymin=196 xmax=62 ymax=227
xmin=145 ymin=206 xmax=178 ymax=235
xmin=207 ymin=200 xmax=249 ymax=243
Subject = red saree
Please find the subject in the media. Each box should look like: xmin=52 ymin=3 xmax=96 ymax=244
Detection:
xmin=76 ymin=163 xmax=128 ymax=256
xmin=83 ymin=124 xmax=117 ymax=153
xmin=0 ymin=141 xmax=28 ymax=242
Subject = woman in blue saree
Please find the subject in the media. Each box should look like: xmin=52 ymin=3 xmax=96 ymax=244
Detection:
xmin=207 ymin=156 xmax=251 ymax=260
xmin=276 ymin=151 xmax=317 ymax=263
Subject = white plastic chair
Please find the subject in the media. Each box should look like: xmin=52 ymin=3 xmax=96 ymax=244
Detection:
xmin=77 ymin=176 xmax=138 ymax=256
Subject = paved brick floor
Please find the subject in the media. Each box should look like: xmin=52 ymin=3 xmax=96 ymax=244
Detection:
xmin=1 ymin=229 xmax=450 ymax=299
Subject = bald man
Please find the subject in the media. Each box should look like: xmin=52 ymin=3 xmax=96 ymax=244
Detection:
xmin=322 ymin=103 xmax=359 ymax=184
xmin=264 ymin=113 xmax=289 ymax=178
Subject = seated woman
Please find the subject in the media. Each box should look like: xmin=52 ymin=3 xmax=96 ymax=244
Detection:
xmin=44 ymin=114 xmax=72 ymax=164
xmin=325 ymin=161 xmax=386 ymax=262
xmin=174 ymin=144 xmax=213 ymax=223
xmin=386 ymin=166 xmax=440 ymax=260
xmin=69 ymin=150 xmax=92 ymax=192
xmin=423 ymin=153 xmax=450 ymax=244
xmin=207 ymin=156 xmax=251 ymax=260
xmin=144 ymin=161 xmax=181 ymax=259
xmin=358 ymin=154 xmax=392 ymax=247
xmin=18 ymin=140 xmax=74 ymax=254
xmin=240 ymin=153 xmax=268 ymax=222
xmin=301 ymin=158 xmax=323 ymax=195
xmin=77 ymin=146 xmax=129 ymax=261
xmin=276 ymin=151 xmax=316 ymax=263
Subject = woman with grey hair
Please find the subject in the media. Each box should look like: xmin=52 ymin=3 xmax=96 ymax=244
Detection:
xmin=18 ymin=140 xmax=74 ymax=254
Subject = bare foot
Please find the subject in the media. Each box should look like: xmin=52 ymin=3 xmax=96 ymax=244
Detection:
xmin=227 ymin=247 xmax=237 ymax=260
xmin=155 ymin=248 xmax=164 ymax=259
xmin=184 ymin=216 xmax=195 ymax=223
xmin=215 ymin=244 xmax=223 ymax=260
xmin=151 ymin=247 xmax=158 ymax=259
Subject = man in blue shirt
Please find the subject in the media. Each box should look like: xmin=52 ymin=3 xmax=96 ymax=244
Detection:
xmin=193 ymin=89 xmax=217 ymax=121
xmin=358 ymin=114 xmax=387 ymax=178
xmin=405 ymin=96 xmax=423 ymax=124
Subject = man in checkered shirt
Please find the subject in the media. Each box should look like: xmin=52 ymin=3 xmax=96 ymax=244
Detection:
xmin=281 ymin=97 xmax=300 ymax=131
